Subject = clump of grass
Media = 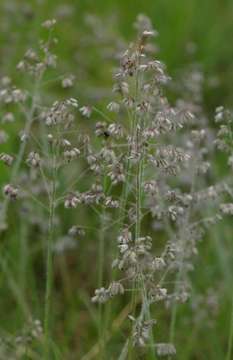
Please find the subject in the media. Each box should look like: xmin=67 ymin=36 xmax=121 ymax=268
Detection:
xmin=0 ymin=13 xmax=232 ymax=360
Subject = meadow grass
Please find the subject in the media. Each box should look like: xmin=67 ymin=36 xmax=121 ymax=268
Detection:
xmin=0 ymin=1 xmax=233 ymax=359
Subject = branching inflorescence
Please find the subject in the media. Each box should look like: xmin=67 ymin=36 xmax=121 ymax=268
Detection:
xmin=0 ymin=14 xmax=231 ymax=359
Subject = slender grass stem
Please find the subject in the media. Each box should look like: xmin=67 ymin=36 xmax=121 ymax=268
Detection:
xmin=97 ymin=172 xmax=108 ymax=359
xmin=226 ymin=292 xmax=233 ymax=360
xmin=0 ymin=74 xmax=42 ymax=231
xmin=168 ymin=157 xmax=197 ymax=350
xmin=19 ymin=221 xmax=28 ymax=295
xmin=44 ymin=148 xmax=57 ymax=359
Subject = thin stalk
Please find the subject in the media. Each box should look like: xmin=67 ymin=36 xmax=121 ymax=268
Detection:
xmin=44 ymin=148 xmax=57 ymax=359
xmin=128 ymin=53 xmax=144 ymax=359
xmin=0 ymin=74 xmax=42 ymax=231
xmin=168 ymin=156 xmax=197 ymax=350
xmin=19 ymin=221 xmax=28 ymax=295
xmin=226 ymin=292 xmax=233 ymax=360
xmin=97 ymin=172 xmax=108 ymax=359
xmin=140 ymin=274 xmax=156 ymax=359
xmin=98 ymin=177 xmax=107 ymax=287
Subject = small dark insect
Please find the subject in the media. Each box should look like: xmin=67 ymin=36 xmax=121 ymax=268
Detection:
xmin=103 ymin=131 xmax=110 ymax=138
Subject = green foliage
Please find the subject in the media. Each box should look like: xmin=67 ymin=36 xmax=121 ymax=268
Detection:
xmin=0 ymin=1 xmax=232 ymax=359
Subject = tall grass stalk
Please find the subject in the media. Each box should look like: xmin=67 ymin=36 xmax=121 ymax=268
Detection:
xmin=226 ymin=292 xmax=233 ymax=360
xmin=44 ymin=144 xmax=57 ymax=358
xmin=97 ymin=173 xmax=107 ymax=359
xmin=169 ymin=159 xmax=197 ymax=349
xmin=0 ymin=75 xmax=42 ymax=231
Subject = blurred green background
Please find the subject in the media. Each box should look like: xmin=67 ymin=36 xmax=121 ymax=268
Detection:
xmin=0 ymin=0 xmax=233 ymax=359
xmin=1 ymin=0 xmax=233 ymax=107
